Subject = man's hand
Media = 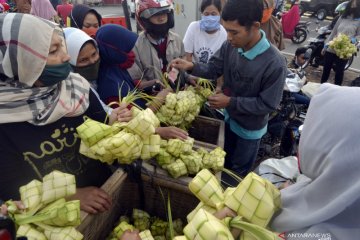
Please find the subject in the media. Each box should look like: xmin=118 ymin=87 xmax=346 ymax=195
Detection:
xmin=155 ymin=127 xmax=188 ymax=141
xmin=119 ymin=230 xmax=141 ymax=240
xmin=208 ymin=93 xmax=231 ymax=109
xmin=214 ymin=207 xmax=237 ymax=220
xmin=109 ymin=102 xmax=132 ymax=125
xmin=67 ymin=187 xmax=112 ymax=214
xmin=171 ymin=58 xmax=194 ymax=71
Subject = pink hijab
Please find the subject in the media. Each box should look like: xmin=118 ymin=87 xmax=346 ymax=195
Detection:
xmin=30 ymin=0 xmax=57 ymax=20
xmin=281 ymin=4 xmax=300 ymax=36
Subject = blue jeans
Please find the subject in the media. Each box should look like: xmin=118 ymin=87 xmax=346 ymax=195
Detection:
xmin=222 ymin=123 xmax=261 ymax=187
xmin=292 ymin=92 xmax=310 ymax=105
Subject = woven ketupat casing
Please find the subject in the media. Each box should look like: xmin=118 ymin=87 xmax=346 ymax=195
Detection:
xmin=125 ymin=108 xmax=157 ymax=138
xmin=166 ymin=139 xmax=184 ymax=157
xmin=108 ymin=131 xmax=137 ymax=156
xmin=76 ymin=118 xmax=113 ymax=147
xmin=141 ymin=134 xmax=161 ymax=160
xmin=180 ymin=152 xmax=203 ymax=174
xmin=165 ymin=93 xmax=177 ymax=109
xmin=139 ymin=229 xmax=155 ymax=240
xmin=41 ymin=171 xmax=76 ymax=204
xmin=184 ymin=209 xmax=234 ymax=240
xmin=20 ymin=179 xmax=43 ymax=211
xmin=188 ymin=169 xmax=224 ymax=210
xmin=166 ymin=159 xmax=188 ymax=178
xmin=44 ymin=226 xmax=83 ymax=240
xmin=17 ymin=224 xmax=47 ymax=240
xmin=41 ymin=200 xmax=81 ymax=227
xmin=156 ymin=148 xmax=175 ymax=166
xmin=186 ymin=202 xmax=216 ymax=223
xmin=224 ymin=172 xmax=281 ymax=228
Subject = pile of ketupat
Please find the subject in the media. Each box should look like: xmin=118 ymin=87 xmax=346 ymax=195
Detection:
xmin=4 ymin=171 xmax=83 ymax=240
xmin=156 ymin=138 xmax=226 ymax=178
xmin=77 ymin=107 xmax=162 ymax=165
xmin=156 ymin=78 xmax=216 ymax=130
xmin=172 ymin=169 xmax=282 ymax=240
xmin=107 ymin=209 xmax=184 ymax=240
xmin=77 ymin=106 xmax=227 ymax=179
xmin=329 ymin=33 xmax=358 ymax=59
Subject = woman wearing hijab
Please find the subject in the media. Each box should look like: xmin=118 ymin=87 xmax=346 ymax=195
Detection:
xmin=0 ymin=13 xmax=132 ymax=215
xmin=280 ymin=0 xmax=300 ymax=38
xmin=30 ymin=0 xmax=59 ymax=22
xmin=69 ymin=4 xmax=102 ymax=38
xmin=271 ymin=84 xmax=360 ymax=239
xmin=95 ymin=24 xmax=141 ymax=106
xmin=64 ymin=27 xmax=101 ymax=89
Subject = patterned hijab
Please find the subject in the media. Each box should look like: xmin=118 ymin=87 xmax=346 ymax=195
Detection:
xmin=0 ymin=13 xmax=90 ymax=125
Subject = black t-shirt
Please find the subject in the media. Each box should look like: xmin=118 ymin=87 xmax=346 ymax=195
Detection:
xmin=0 ymin=90 xmax=112 ymax=200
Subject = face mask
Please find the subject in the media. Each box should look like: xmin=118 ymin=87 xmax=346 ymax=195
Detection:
xmin=73 ymin=58 xmax=100 ymax=82
xmin=200 ymin=15 xmax=221 ymax=32
xmin=38 ymin=62 xmax=71 ymax=86
xmin=261 ymin=8 xmax=274 ymax=23
xmin=82 ymin=27 xmax=98 ymax=38
xmin=147 ymin=22 xmax=170 ymax=39
xmin=119 ymin=51 xmax=135 ymax=69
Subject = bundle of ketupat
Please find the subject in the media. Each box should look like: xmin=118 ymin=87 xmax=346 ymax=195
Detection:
xmin=329 ymin=33 xmax=357 ymax=59
xmin=77 ymin=107 xmax=161 ymax=165
xmin=5 ymin=171 xmax=83 ymax=240
xmin=107 ymin=209 xmax=184 ymax=240
xmin=173 ymin=169 xmax=282 ymax=240
xmin=156 ymin=138 xmax=226 ymax=178
xmin=156 ymin=77 xmax=215 ymax=130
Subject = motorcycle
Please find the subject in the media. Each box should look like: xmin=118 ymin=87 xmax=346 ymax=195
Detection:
xmin=288 ymin=21 xmax=311 ymax=44
xmin=258 ymin=68 xmax=308 ymax=159
xmin=277 ymin=11 xmax=311 ymax=44
xmin=302 ymin=23 xmax=358 ymax=70
xmin=303 ymin=1 xmax=359 ymax=70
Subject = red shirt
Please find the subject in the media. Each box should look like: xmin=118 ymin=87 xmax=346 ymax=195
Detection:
xmin=56 ymin=3 xmax=73 ymax=26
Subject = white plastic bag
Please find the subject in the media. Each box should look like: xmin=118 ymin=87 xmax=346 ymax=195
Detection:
xmin=255 ymin=156 xmax=300 ymax=188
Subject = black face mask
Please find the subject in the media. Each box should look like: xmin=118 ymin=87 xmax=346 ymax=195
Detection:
xmin=146 ymin=22 xmax=170 ymax=39
xmin=72 ymin=58 xmax=100 ymax=82
xmin=142 ymin=12 xmax=174 ymax=39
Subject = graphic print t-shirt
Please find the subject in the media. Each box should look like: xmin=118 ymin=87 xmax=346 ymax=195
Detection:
xmin=183 ymin=21 xmax=227 ymax=63
xmin=0 ymin=90 xmax=112 ymax=200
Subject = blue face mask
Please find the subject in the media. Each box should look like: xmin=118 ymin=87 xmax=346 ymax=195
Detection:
xmin=200 ymin=15 xmax=221 ymax=32
xmin=38 ymin=62 xmax=72 ymax=86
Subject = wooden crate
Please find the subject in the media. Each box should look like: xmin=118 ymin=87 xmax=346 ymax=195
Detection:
xmin=77 ymin=168 xmax=199 ymax=240
xmin=188 ymin=115 xmax=225 ymax=149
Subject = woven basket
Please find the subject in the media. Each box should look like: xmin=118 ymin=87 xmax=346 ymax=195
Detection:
xmin=189 ymin=115 xmax=225 ymax=149
xmin=77 ymin=168 xmax=199 ymax=240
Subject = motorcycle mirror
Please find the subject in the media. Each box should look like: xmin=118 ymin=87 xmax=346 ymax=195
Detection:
xmin=298 ymin=125 xmax=304 ymax=134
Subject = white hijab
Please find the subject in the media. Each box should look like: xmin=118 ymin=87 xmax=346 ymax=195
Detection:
xmin=271 ymin=83 xmax=360 ymax=239
xmin=63 ymin=27 xmax=98 ymax=66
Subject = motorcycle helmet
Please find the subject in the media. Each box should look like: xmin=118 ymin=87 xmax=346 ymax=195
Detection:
xmin=335 ymin=1 xmax=348 ymax=14
xmin=136 ymin=0 xmax=174 ymax=38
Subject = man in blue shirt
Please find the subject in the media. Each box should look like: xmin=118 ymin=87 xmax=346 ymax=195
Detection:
xmin=172 ymin=0 xmax=287 ymax=186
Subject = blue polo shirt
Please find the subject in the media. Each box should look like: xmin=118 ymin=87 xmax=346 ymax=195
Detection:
xmin=224 ymin=30 xmax=270 ymax=140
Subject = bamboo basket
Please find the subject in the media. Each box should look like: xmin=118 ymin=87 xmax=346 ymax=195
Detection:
xmin=77 ymin=168 xmax=199 ymax=240
xmin=189 ymin=115 xmax=225 ymax=149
